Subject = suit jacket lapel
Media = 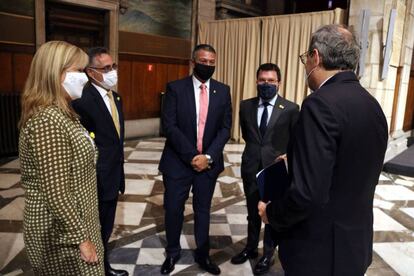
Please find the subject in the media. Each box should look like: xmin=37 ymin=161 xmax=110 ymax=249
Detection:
xmin=263 ymin=96 xmax=284 ymax=140
xmin=89 ymin=83 xmax=120 ymax=141
xmin=185 ymin=77 xmax=197 ymax=140
xmin=250 ymin=98 xmax=261 ymax=141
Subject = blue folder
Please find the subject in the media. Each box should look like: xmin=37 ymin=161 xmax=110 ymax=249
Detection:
xmin=256 ymin=160 xmax=290 ymax=203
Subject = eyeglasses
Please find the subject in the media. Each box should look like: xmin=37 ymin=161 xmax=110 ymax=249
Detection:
xmin=89 ymin=63 xmax=117 ymax=73
xmin=299 ymin=50 xmax=313 ymax=64
xmin=257 ymin=79 xmax=279 ymax=85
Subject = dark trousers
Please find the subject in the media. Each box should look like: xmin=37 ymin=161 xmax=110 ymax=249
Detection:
xmin=245 ymin=180 xmax=278 ymax=256
xmin=163 ymin=172 xmax=216 ymax=259
xmin=98 ymin=198 xmax=118 ymax=271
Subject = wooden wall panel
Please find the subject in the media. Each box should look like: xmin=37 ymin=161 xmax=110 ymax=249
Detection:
xmin=119 ymin=54 xmax=189 ymax=120
xmin=0 ymin=52 xmax=13 ymax=94
xmin=403 ymin=73 xmax=414 ymax=131
xmin=117 ymin=58 xmax=132 ymax=118
xmin=0 ymin=51 xmax=33 ymax=95
xmin=119 ymin=31 xmax=191 ymax=60
xmin=178 ymin=64 xmax=190 ymax=79
xmin=13 ymin=54 xmax=32 ymax=93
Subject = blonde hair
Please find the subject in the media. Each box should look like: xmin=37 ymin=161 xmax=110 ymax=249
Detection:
xmin=19 ymin=40 xmax=88 ymax=128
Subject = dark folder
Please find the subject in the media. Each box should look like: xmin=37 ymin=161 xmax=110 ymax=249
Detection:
xmin=256 ymin=160 xmax=290 ymax=202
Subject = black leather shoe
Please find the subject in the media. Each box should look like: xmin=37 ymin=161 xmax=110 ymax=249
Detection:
xmin=231 ymin=248 xmax=259 ymax=264
xmin=195 ymin=257 xmax=221 ymax=275
xmin=106 ymin=266 xmax=128 ymax=276
xmin=161 ymin=255 xmax=180 ymax=275
xmin=253 ymin=255 xmax=274 ymax=275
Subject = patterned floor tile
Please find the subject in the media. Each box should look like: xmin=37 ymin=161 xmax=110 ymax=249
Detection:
xmin=0 ymin=188 xmax=24 ymax=199
xmin=401 ymin=208 xmax=414 ymax=219
xmin=1 ymin=138 xmax=413 ymax=276
xmin=0 ymin=160 xmax=20 ymax=170
xmin=128 ymin=151 xmax=162 ymax=161
xmin=108 ymin=248 xmax=140 ymax=264
xmin=124 ymin=179 xmax=155 ymax=195
xmin=226 ymin=154 xmax=242 ymax=163
xmin=0 ymin=174 xmax=20 ymax=189
xmin=115 ymin=202 xmax=147 ymax=226
xmin=231 ymin=166 xmax=241 ymax=178
xmin=0 ymin=198 xmax=24 ymax=221
xmin=124 ymin=163 xmax=159 ymax=175
xmin=0 ymin=233 xmax=24 ymax=270
xmin=373 ymin=242 xmax=414 ymax=276
xmin=136 ymin=248 xmax=165 ymax=265
xmin=373 ymin=208 xmax=408 ymax=232
xmin=224 ymin=144 xmax=245 ymax=152
xmin=217 ymin=176 xmax=239 ymax=184
xmin=375 ymin=185 xmax=414 ymax=201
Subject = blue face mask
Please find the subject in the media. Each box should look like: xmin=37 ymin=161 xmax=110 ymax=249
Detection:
xmin=257 ymin=83 xmax=278 ymax=101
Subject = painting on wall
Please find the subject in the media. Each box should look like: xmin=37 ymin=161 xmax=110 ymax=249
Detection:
xmin=0 ymin=0 xmax=34 ymax=16
xmin=119 ymin=0 xmax=192 ymax=39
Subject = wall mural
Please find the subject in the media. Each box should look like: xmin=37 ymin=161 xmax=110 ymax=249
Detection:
xmin=119 ymin=0 xmax=192 ymax=39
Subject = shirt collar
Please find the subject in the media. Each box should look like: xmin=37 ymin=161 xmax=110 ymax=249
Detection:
xmin=92 ymin=82 xmax=109 ymax=98
xmin=318 ymin=75 xmax=335 ymax=89
xmin=192 ymin=75 xmax=210 ymax=91
xmin=258 ymin=93 xmax=278 ymax=106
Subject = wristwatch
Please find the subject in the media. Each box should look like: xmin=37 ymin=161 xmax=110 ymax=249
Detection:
xmin=205 ymin=154 xmax=213 ymax=165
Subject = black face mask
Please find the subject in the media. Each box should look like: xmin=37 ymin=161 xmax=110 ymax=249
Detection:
xmin=193 ymin=63 xmax=215 ymax=82
xmin=257 ymin=83 xmax=278 ymax=101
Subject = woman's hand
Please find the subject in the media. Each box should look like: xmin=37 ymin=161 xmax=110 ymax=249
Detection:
xmin=79 ymin=239 xmax=98 ymax=264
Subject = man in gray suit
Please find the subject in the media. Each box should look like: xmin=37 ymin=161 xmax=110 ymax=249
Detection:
xmin=231 ymin=63 xmax=299 ymax=274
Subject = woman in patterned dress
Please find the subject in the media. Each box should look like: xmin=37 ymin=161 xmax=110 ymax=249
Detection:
xmin=19 ymin=41 xmax=105 ymax=275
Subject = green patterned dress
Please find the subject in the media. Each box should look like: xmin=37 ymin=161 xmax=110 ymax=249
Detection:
xmin=19 ymin=106 xmax=105 ymax=275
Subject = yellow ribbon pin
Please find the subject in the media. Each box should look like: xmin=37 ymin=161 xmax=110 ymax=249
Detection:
xmin=90 ymin=132 xmax=95 ymax=139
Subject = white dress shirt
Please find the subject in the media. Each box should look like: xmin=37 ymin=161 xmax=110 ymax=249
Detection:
xmin=92 ymin=83 xmax=118 ymax=118
xmin=257 ymin=94 xmax=278 ymax=126
xmin=192 ymin=76 xmax=210 ymax=132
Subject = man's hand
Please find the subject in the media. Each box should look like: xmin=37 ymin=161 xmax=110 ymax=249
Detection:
xmin=275 ymin=154 xmax=287 ymax=162
xmin=191 ymin=154 xmax=209 ymax=172
xmin=258 ymin=200 xmax=269 ymax=224
xmin=79 ymin=239 xmax=98 ymax=264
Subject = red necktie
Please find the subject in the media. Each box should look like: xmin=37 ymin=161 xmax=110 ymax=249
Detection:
xmin=197 ymin=83 xmax=209 ymax=153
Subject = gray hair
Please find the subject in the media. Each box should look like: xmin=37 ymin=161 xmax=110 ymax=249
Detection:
xmin=308 ymin=24 xmax=360 ymax=70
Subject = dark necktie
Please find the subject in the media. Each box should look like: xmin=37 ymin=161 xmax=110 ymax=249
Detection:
xmin=259 ymin=102 xmax=270 ymax=137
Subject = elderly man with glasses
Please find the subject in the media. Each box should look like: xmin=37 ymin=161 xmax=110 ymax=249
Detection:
xmin=259 ymin=24 xmax=388 ymax=276
xmin=72 ymin=47 xmax=127 ymax=276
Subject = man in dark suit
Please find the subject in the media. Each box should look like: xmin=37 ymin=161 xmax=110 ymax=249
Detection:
xmin=72 ymin=47 xmax=127 ymax=276
xmin=159 ymin=44 xmax=232 ymax=275
xmin=231 ymin=63 xmax=299 ymax=274
xmin=259 ymin=24 xmax=388 ymax=276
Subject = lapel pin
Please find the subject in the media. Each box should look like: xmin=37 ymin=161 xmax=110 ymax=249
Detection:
xmin=117 ymin=96 xmax=120 ymax=101
xmin=89 ymin=132 xmax=95 ymax=139
xmin=213 ymin=90 xmax=216 ymax=94
xmin=279 ymin=104 xmax=285 ymax=109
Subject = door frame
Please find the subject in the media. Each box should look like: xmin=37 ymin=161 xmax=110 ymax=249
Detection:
xmin=35 ymin=0 xmax=119 ymax=62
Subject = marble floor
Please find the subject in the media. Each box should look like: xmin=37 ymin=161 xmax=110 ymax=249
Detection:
xmin=1 ymin=138 xmax=414 ymax=275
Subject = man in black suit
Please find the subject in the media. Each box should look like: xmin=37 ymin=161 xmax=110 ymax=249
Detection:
xmin=231 ymin=63 xmax=299 ymax=274
xmin=259 ymin=24 xmax=388 ymax=276
xmin=159 ymin=44 xmax=232 ymax=275
xmin=72 ymin=48 xmax=127 ymax=276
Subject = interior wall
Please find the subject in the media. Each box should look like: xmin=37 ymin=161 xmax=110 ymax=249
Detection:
xmin=348 ymin=0 xmax=414 ymax=135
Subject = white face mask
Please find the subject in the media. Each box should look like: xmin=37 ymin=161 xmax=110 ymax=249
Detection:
xmin=62 ymin=72 xmax=88 ymax=99
xmin=93 ymin=69 xmax=118 ymax=90
xmin=305 ymin=66 xmax=318 ymax=92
